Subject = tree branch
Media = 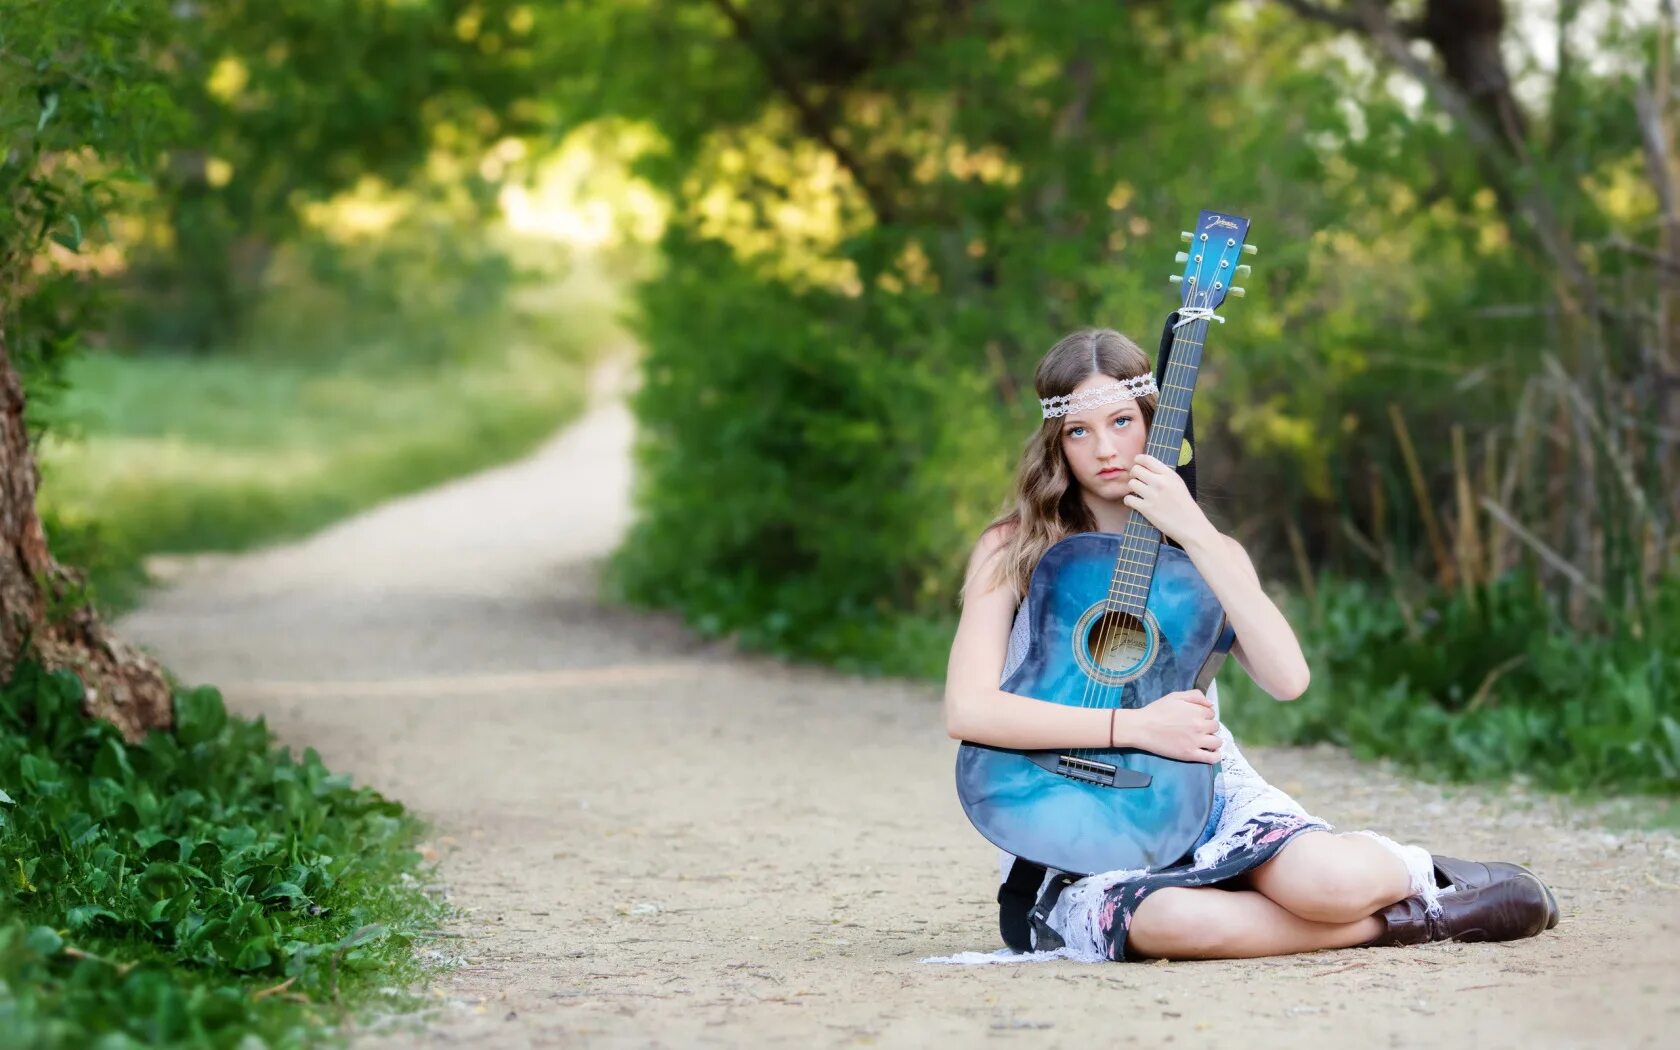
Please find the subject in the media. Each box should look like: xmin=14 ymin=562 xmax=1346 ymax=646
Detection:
xmin=1277 ymin=0 xmax=1597 ymax=315
xmin=1273 ymin=0 xmax=1424 ymax=37
xmin=1353 ymin=1 xmax=1593 ymax=308
xmin=704 ymin=0 xmax=898 ymax=225
xmin=1272 ymin=0 xmax=1367 ymax=33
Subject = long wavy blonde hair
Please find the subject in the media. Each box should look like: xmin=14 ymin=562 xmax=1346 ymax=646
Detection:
xmin=972 ymin=327 xmax=1158 ymax=602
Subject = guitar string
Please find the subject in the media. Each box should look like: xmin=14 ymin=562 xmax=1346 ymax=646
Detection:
xmin=1077 ymin=317 xmax=1202 ymax=729
xmin=1074 ymin=233 xmax=1227 ymax=762
xmin=1109 ymin=329 xmax=1206 ymax=615
xmin=1095 ymin=323 xmax=1204 ymax=736
xmin=1078 ymin=273 xmax=1210 ymax=755
xmin=1089 ymin=276 xmax=1207 ymax=725
xmin=1089 ymin=249 xmax=1219 ymax=757
xmin=1089 ymin=325 xmax=1203 ymax=769
xmin=1067 ymin=334 xmax=1205 ymax=757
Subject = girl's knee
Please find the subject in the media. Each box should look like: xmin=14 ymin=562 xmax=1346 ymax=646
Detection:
xmin=1270 ymin=852 xmax=1393 ymax=924
xmin=1127 ymin=888 xmax=1233 ymax=958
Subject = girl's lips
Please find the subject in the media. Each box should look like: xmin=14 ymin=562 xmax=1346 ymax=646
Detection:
xmin=1098 ymin=468 xmax=1123 ymax=477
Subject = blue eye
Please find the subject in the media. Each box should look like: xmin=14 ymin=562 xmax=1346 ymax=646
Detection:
xmin=1068 ymin=425 xmax=1087 ymax=437
xmin=1114 ymin=416 xmax=1130 ymax=428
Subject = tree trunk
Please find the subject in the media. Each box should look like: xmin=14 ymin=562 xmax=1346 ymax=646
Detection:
xmin=1416 ymin=0 xmax=1528 ymax=152
xmin=0 ymin=324 xmax=172 ymax=740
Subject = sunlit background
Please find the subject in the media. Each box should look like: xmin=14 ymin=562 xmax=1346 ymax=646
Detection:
xmin=4 ymin=0 xmax=1675 ymax=799
xmin=1 ymin=1 xmax=1677 ymax=1042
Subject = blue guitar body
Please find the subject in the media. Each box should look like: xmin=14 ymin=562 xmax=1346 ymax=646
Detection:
xmin=955 ymin=533 xmax=1234 ymax=876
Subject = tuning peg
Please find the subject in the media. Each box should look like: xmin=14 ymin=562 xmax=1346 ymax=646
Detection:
xmin=1229 ymin=286 xmax=1246 ymax=297
xmin=1242 ymin=244 xmax=1257 ymax=255
xmin=1181 ymin=231 xmax=1194 ymax=243
xmin=1174 ymin=251 xmax=1188 ymax=263
xmin=1168 ymin=274 xmax=1183 ymax=284
xmin=1235 ymin=264 xmax=1251 ymax=278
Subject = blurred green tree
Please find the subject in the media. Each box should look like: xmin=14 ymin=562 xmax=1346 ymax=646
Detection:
xmin=127 ymin=0 xmax=563 ymax=346
xmin=0 ymin=0 xmax=180 ymax=735
xmin=554 ymin=0 xmax=1673 ymax=673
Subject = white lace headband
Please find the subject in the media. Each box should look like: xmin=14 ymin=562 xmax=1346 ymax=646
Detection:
xmin=1040 ymin=374 xmax=1159 ymax=419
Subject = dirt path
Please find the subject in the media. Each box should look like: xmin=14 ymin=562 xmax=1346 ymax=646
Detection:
xmin=117 ymin=364 xmax=1680 ymax=1049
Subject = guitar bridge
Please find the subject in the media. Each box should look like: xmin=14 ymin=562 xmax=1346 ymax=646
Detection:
xmin=1051 ymin=753 xmax=1152 ymax=789
xmin=968 ymin=744 xmax=1155 ymax=789
xmin=1057 ymin=754 xmax=1117 ymax=782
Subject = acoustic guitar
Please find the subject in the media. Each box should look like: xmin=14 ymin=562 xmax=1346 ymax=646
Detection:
xmin=955 ymin=209 xmax=1256 ymax=876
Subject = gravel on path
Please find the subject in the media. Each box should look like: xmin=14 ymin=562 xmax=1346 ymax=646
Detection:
xmin=117 ymin=364 xmax=1680 ymax=1050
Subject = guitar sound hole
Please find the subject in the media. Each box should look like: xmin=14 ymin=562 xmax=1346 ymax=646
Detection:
xmin=1086 ymin=610 xmax=1150 ymax=673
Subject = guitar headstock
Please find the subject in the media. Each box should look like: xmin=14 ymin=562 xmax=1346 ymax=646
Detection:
xmin=1170 ymin=210 xmax=1256 ymax=313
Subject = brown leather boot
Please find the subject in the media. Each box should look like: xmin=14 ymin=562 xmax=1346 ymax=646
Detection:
xmin=1363 ymin=872 xmax=1551 ymax=947
xmin=1431 ymin=854 xmax=1559 ymax=930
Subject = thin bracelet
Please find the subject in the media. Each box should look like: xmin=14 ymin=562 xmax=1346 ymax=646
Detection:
xmin=1108 ymin=708 xmax=1117 ymax=748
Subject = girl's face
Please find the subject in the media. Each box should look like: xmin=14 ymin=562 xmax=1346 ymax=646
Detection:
xmin=1057 ymin=372 xmax=1149 ymax=500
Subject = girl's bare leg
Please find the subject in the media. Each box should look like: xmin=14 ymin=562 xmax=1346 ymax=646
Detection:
xmin=1245 ymin=830 xmax=1418 ymax=925
xmin=1128 ymin=885 xmax=1383 ymax=960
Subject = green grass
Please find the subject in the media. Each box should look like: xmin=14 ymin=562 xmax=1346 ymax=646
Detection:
xmin=0 ymin=661 xmax=447 ymax=1048
xmin=1214 ymin=571 xmax=1680 ymax=796
xmin=36 ymin=342 xmax=591 ymax=610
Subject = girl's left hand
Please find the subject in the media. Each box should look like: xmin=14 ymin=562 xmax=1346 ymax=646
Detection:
xmin=1122 ymin=454 xmax=1213 ymax=546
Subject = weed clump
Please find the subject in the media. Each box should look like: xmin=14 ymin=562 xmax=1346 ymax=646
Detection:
xmin=0 ymin=661 xmax=446 ymax=1048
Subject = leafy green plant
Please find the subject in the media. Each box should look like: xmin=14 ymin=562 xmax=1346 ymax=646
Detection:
xmin=0 ymin=0 xmax=181 ymax=403
xmin=0 ymin=661 xmax=447 ymax=1048
xmin=1218 ymin=570 xmax=1680 ymax=795
xmin=606 ymin=229 xmax=1010 ymax=673
xmin=591 ymin=2 xmax=1676 ymax=802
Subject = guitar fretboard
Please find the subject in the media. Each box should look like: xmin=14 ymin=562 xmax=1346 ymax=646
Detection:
xmin=1107 ymin=316 xmax=1208 ymax=615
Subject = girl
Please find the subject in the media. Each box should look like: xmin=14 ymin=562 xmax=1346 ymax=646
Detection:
xmin=943 ymin=327 xmax=1556 ymax=962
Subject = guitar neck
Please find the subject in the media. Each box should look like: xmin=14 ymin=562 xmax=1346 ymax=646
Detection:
xmin=1109 ymin=315 xmax=1208 ymax=615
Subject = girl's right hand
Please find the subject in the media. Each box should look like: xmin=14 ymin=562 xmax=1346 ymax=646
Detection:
xmin=1131 ymin=689 xmax=1223 ymax=763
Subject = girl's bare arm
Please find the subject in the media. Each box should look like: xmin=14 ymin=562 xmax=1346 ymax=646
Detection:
xmin=1121 ymin=453 xmax=1310 ymax=702
xmin=1177 ymin=531 xmax=1311 ymax=701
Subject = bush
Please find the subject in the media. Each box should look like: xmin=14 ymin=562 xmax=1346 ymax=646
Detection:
xmin=0 ymin=662 xmax=445 ymax=1048
xmin=607 ymin=228 xmax=1012 ymax=672
xmin=1219 ymin=570 xmax=1680 ymax=794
